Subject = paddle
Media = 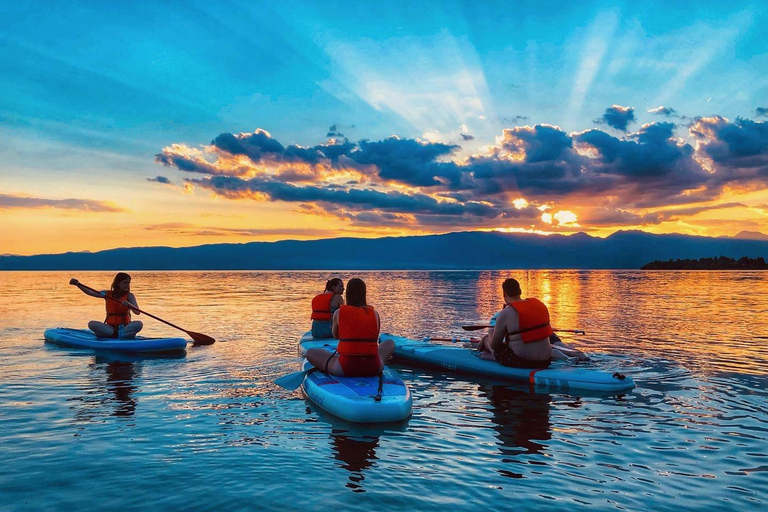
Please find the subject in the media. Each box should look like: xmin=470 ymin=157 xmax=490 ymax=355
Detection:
xmin=427 ymin=337 xmax=478 ymax=343
xmin=274 ymin=368 xmax=315 ymax=390
xmin=70 ymin=280 xmax=215 ymax=345
xmin=461 ymin=325 xmax=586 ymax=335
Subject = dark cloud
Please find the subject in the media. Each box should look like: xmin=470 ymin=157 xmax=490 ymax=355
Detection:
xmin=348 ymin=137 xmax=464 ymax=188
xmin=155 ymin=151 xmax=223 ymax=175
xmin=0 ymin=194 xmax=125 ymax=212
xmin=327 ymin=124 xmax=346 ymax=138
xmin=691 ymin=116 xmax=768 ymax=180
xmin=211 ymin=129 xmax=285 ymax=160
xmin=499 ymin=125 xmax=573 ymax=163
xmin=574 ymin=123 xmax=711 ymax=206
xmin=147 ymin=176 xmax=173 ymax=185
xmin=187 ymin=175 xmax=505 ymax=218
xmin=756 ymin=108 xmax=768 ymax=117
xmin=460 ymin=133 xmax=475 ymax=141
xmin=596 ymin=105 xmax=635 ymax=131
xmin=648 ymin=106 xmax=677 ymax=117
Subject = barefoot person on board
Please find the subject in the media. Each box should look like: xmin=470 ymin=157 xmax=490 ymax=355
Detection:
xmin=70 ymin=273 xmax=143 ymax=339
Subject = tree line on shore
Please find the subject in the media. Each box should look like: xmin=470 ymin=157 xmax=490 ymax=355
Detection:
xmin=641 ymin=256 xmax=768 ymax=270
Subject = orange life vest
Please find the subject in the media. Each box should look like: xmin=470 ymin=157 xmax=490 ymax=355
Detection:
xmin=104 ymin=292 xmax=131 ymax=327
xmin=311 ymin=293 xmax=337 ymax=321
xmin=508 ymin=298 xmax=554 ymax=343
xmin=337 ymin=305 xmax=379 ymax=356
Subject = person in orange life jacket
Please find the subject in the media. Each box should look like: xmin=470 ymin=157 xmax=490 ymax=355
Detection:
xmin=69 ymin=273 xmax=143 ymax=339
xmin=476 ymin=278 xmax=552 ymax=369
xmin=310 ymin=278 xmax=345 ymax=339
xmin=482 ymin=311 xmax=589 ymax=362
xmin=306 ymin=278 xmax=395 ymax=377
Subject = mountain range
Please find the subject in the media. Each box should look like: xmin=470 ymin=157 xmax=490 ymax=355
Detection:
xmin=2 ymin=230 xmax=768 ymax=270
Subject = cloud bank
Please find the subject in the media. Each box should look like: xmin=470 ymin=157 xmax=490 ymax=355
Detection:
xmin=154 ymin=109 xmax=768 ymax=233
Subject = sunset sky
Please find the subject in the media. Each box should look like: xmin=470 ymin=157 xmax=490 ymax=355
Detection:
xmin=2 ymin=1 xmax=767 ymax=256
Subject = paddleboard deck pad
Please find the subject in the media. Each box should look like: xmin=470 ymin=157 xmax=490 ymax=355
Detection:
xmin=298 ymin=332 xmax=412 ymax=423
xmin=385 ymin=333 xmax=634 ymax=393
xmin=44 ymin=328 xmax=187 ymax=354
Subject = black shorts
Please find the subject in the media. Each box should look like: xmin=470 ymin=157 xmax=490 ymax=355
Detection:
xmin=496 ymin=344 xmax=551 ymax=369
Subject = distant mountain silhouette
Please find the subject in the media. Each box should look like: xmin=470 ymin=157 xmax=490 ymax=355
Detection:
xmin=733 ymin=230 xmax=768 ymax=241
xmin=2 ymin=230 xmax=768 ymax=270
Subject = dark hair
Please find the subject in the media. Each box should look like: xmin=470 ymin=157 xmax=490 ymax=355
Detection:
xmin=502 ymin=278 xmax=522 ymax=297
xmin=111 ymin=272 xmax=132 ymax=294
xmin=324 ymin=278 xmax=343 ymax=292
xmin=345 ymin=278 xmax=367 ymax=307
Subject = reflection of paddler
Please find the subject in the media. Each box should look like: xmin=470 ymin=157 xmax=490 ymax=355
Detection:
xmin=330 ymin=431 xmax=380 ymax=491
xmin=105 ymin=361 xmax=138 ymax=417
xmin=478 ymin=383 xmax=554 ymax=457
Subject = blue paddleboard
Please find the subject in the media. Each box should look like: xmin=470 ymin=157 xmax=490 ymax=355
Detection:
xmin=298 ymin=332 xmax=412 ymax=423
xmin=385 ymin=333 xmax=634 ymax=393
xmin=44 ymin=328 xmax=187 ymax=354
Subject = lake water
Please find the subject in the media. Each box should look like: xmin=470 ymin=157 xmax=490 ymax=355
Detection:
xmin=1 ymin=270 xmax=767 ymax=511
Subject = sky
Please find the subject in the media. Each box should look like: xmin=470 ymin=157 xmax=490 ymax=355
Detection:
xmin=1 ymin=0 xmax=767 ymax=256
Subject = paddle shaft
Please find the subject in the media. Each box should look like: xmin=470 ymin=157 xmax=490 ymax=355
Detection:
xmin=462 ymin=325 xmax=585 ymax=335
xmin=72 ymin=281 xmax=215 ymax=344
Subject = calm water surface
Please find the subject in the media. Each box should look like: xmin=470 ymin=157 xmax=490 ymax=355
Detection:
xmin=1 ymin=270 xmax=767 ymax=511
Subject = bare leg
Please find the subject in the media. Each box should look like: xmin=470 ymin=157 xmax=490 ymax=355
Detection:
xmin=378 ymin=338 xmax=394 ymax=364
xmin=121 ymin=321 xmax=143 ymax=339
xmin=88 ymin=321 xmax=115 ymax=338
xmin=476 ymin=332 xmax=497 ymax=360
xmin=306 ymin=348 xmax=344 ymax=376
xmin=552 ymin=342 xmax=589 ymax=361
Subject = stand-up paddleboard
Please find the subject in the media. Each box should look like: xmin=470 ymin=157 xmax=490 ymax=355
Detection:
xmin=385 ymin=334 xmax=634 ymax=393
xmin=298 ymin=332 xmax=412 ymax=423
xmin=44 ymin=328 xmax=187 ymax=354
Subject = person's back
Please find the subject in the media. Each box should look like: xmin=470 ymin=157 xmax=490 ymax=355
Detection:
xmin=310 ymin=278 xmax=344 ymax=339
xmin=490 ymin=278 xmax=552 ymax=368
xmin=496 ymin=300 xmax=552 ymax=362
xmin=306 ymin=277 xmax=394 ymax=377
xmin=336 ymin=304 xmax=379 ymax=357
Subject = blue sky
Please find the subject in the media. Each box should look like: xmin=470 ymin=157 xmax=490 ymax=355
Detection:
xmin=1 ymin=1 xmax=767 ymax=254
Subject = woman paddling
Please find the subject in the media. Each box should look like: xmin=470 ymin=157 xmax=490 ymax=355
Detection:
xmin=70 ymin=273 xmax=143 ymax=339
xmin=306 ymin=278 xmax=394 ymax=377
xmin=310 ymin=278 xmax=345 ymax=339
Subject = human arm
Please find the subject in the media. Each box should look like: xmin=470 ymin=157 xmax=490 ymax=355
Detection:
xmin=489 ymin=308 xmax=515 ymax=351
xmin=122 ymin=292 xmax=140 ymax=315
xmin=330 ymin=293 xmax=344 ymax=312
xmin=331 ymin=309 xmax=340 ymax=339
xmin=69 ymin=278 xmax=106 ymax=298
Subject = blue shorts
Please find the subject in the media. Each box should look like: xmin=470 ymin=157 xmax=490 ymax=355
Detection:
xmin=311 ymin=320 xmax=333 ymax=339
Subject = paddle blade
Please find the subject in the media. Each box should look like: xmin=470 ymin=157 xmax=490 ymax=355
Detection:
xmin=189 ymin=331 xmax=216 ymax=345
xmin=461 ymin=325 xmax=491 ymax=331
xmin=274 ymin=369 xmax=313 ymax=391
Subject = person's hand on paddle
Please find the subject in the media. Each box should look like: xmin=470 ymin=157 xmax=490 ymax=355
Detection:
xmin=121 ymin=300 xmax=140 ymax=314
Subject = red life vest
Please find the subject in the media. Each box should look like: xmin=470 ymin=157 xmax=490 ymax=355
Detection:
xmin=337 ymin=305 xmax=379 ymax=356
xmin=311 ymin=293 xmax=335 ymax=321
xmin=104 ymin=292 xmax=131 ymax=327
xmin=509 ymin=298 xmax=554 ymax=343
